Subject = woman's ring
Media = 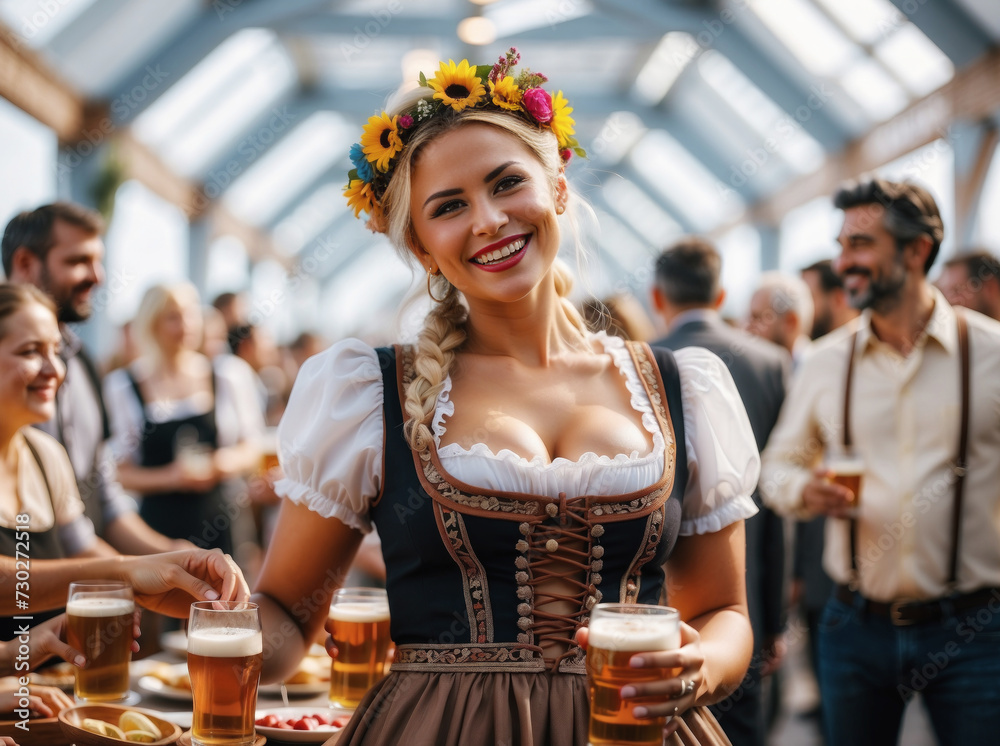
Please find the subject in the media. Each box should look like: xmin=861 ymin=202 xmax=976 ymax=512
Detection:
xmin=671 ymin=705 xmax=679 ymax=717
xmin=682 ymin=679 xmax=696 ymax=696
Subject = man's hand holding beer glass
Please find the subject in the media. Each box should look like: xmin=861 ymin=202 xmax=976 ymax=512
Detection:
xmin=802 ymin=446 xmax=865 ymax=518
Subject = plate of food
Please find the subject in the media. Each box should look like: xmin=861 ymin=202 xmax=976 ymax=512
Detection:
xmin=159 ymin=629 xmax=189 ymax=658
xmin=28 ymin=659 xmax=77 ymax=691
xmin=253 ymin=707 xmax=352 ymax=744
xmin=137 ymin=662 xmax=192 ymax=702
xmin=259 ymin=655 xmax=330 ymax=697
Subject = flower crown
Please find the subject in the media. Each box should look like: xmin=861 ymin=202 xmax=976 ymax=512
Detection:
xmin=344 ymin=47 xmax=585 ymax=224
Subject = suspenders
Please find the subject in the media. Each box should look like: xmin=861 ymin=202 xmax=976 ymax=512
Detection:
xmin=843 ymin=311 xmax=970 ymax=592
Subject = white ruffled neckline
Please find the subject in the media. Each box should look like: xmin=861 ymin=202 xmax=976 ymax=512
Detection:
xmin=432 ymin=332 xmax=665 ymax=470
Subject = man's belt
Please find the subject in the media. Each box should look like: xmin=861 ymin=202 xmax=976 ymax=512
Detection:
xmin=835 ymin=584 xmax=1000 ymax=627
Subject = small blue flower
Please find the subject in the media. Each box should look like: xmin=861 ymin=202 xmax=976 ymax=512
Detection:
xmin=349 ymin=143 xmax=374 ymax=182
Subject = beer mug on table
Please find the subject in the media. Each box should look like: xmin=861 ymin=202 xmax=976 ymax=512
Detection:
xmin=586 ymin=603 xmax=681 ymax=746
xmin=825 ymin=445 xmax=864 ymax=515
xmin=66 ymin=580 xmax=134 ymax=702
xmin=328 ymin=587 xmax=391 ymax=709
xmin=188 ymin=601 xmax=262 ymax=746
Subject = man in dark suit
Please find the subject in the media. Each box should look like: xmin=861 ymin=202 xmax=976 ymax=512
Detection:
xmin=651 ymin=237 xmax=789 ymax=746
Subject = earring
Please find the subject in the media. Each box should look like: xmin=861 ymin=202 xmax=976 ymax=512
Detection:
xmin=427 ymin=267 xmax=448 ymax=303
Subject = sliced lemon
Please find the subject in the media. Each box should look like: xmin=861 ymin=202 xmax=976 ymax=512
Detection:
xmin=119 ymin=711 xmax=162 ymax=739
xmin=82 ymin=718 xmax=126 ymax=739
xmin=124 ymin=730 xmax=159 ymax=743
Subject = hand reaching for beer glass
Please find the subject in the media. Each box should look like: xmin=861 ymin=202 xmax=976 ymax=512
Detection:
xmin=122 ymin=547 xmax=250 ymax=617
xmin=577 ymin=605 xmax=705 ymax=744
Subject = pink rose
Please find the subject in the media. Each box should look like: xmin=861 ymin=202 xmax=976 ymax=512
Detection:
xmin=522 ymin=88 xmax=553 ymax=123
xmin=560 ymin=148 xmax=572 ymax=163
xmin=399 ymin=114 xmax=414 ymax=129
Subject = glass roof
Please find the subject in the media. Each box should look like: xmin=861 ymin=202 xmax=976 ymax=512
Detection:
xmin=0 ymin=0 xmax=992 ymax=343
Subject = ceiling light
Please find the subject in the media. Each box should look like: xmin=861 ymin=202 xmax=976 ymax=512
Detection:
xmin=457 ymin=16 xmax=496 ymax=45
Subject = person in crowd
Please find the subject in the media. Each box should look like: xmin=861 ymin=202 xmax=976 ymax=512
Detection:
xmin=2 ymin=203 xmax=186 ymax=555
xmin=252 ymin=49 xmax=759 ymax=745
xmin=102 ymin=319 xmax=140 ymax=375
xmin=103 ymin=282 xmax=263 ymax=556
xmin=650 ymin=237 xmax=789 ymax=746
xmin=793 ymin=258 xmax=859 ymax=731
xmin=800 ymin=259 xmax=859 ymax=340
xmin=286 ymin=331 xmax=327 ymax=372
xmin=761 ymin=178 xmax=1000 ymax=745
xmin=936 ymin=249 xmax=1000 ymax=321
xmin=582 ymin=293 xmax=658 ymax=341
xmin=745 ymin=272 xmax=814 ymax=368
xmin=211 ymin=290 xmax=248 ymax=330
xmin=199 ymin=305 xmax=231 ymax=360
xmin=0 ymin=281 xmax=249 ymax=620
xmin=228 ymin=323 xmax=286 ymax=425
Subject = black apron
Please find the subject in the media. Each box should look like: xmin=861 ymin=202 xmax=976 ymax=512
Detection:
xmin=126 ymin=370 xmax=233 ymax=555
xmin=0 ymin=435 xmax=67 ymax=641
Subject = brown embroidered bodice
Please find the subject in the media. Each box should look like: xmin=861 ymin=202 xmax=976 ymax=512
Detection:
xmin=369 ymin=342 xmax=688 ymax=673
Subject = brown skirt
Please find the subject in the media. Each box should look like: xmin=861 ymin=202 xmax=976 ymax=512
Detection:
xmin=328 ymin=671 xmax=731 ymax=746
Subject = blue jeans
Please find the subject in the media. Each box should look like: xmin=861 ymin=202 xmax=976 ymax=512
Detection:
xmin=817 ymin=590 xmax=1000 ymax=746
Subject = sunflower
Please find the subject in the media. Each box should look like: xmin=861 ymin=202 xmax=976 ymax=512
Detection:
xmin=429 ymin=59 xmax=486 ymax=111
xmin=360 ymin=112 xmax=403 ymax=172
xmin=489 ymin=76 xmax=522 ymax=111
xmin=549 ymin=91 xmax=576 ymax=150
xmin=344 ymin=179 xmax=375 ymax=217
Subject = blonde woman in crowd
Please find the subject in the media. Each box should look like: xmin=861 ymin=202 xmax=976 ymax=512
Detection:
xmin=103 ymin=282 xmax=263 ymax=556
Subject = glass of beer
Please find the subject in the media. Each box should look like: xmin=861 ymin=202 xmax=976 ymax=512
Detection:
xmin=258 ymin=428 xmax=280 ymax=475
xmin=328 ymin=587 xmax=391 ymax=709
xmin=66 ymin=580 xmax=134 ymax=702
xmin=825 ymin=446 xmax=864 ymax=515
xmin=188 ymin=601 xmax=262 ymax=746
xmin=586 ymin=603 xmax=681 ymax=746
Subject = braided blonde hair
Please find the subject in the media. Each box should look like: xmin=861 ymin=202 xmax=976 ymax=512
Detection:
xmin=377 ymin=98 xmax=581 ymax=456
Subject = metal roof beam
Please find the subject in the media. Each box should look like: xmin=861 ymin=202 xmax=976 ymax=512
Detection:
xmin=0 ymin=22 xmax=85 ymax=142
xmin=611 ymin=164 xmax=699 ymax=235
xmin=711 ymin=24 xmax=851 ymax=151
xmin=590 ymin=0 xmax=712 ymax=33
xmin=43 ymin=0 xmax=129 ymax=59
xmin=723 ymin=49 xmax=1000 ymax=232
xmin=886 ymin=0 xmax=993 ymax=67
xmin=265 ymin=160 xmax=347 ymax=231
xmin=101 ymin=0 xmax=331 ymax=125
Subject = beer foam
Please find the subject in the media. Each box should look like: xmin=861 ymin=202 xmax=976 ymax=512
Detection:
xmin=66 ymin=598 xmax=134 ymax=617
xmin=187 ymin=627 xmax=263 ymax=657
xmin=587 ymin=617 xmax=680 ymax=652
xmin=329 ymin=602 xmax=390 ymax=623
xmin=829 ymin=461 xmax=864 ymax=475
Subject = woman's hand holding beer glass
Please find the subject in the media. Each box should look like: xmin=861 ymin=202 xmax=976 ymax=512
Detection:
xmin=579 ymin=604 xmax=703 ymax=745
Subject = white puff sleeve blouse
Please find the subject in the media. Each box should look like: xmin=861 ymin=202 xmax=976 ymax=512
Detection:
xmin=275 ymin=337 xmax=759 ymax=536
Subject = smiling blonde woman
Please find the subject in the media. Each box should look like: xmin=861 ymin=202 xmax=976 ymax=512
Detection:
xmin=254 ymin=49 xmax=758 ymax=746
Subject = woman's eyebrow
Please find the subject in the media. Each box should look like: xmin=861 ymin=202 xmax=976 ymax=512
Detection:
xmin=484 ymin=161 xmax=516 ymax=183
xmin=424 ymin=188 xmax=463 ymax=208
